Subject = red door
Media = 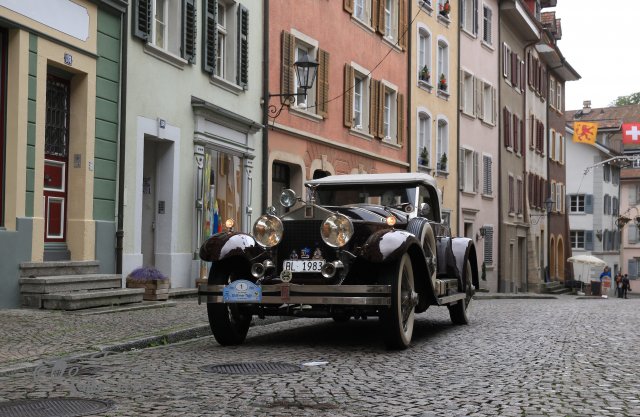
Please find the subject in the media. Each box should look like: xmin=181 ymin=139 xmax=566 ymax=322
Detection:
xmin=44 ymin=75 xmax=70 ymax=243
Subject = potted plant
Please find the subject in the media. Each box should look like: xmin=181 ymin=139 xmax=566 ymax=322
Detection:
xmin=438 ymin=74 xmax=448 ymax=91
xmin=439 ymin=0 xmax=450 ymax=17
xmin=419 ymin=66 xmax=430 ymax=82
xmin=126 ymin=266 xmax=170 ymax=301
xmin=419 ymin=147 xmax=429 ymax=166
xmin=439 ymin=152 xmax=448 ymax=171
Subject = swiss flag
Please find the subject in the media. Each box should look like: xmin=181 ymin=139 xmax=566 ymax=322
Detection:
xmin=623 ymin=123 xmax=640 ymax=144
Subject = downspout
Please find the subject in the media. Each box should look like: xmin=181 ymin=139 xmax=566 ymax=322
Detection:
xmin=261 ymin=0 xmax=269 ymax=211
xmin=116 ymin=7 xmax=128 ymax=274
xmin=406 ymin=0 xmax=412 ymax=173
xmin=456 ymin=3 xmax=461 ymax=237
xmin=497 ymin=11 xmax=502 ymax=293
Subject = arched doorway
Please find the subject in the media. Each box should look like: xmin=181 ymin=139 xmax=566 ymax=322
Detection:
xmin=557 ymin=237 xmax=565 ymax=280
xmin=549 ymin=236 xmax=556 ymax=280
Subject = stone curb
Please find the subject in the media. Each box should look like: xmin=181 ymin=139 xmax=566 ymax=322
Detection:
xmin=473 ymin=294 xmax=558 ymax=300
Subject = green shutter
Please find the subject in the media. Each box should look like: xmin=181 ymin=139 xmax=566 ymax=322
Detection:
xmin=237 ymin=5 xmax=249 ymax=88
xmin=133 ymin=0 xmax=151 ymax=41
xmin=202 ymin=0 xmax=218 ymax=74
xmin=182 ymin=0 xmax=197 ymax=64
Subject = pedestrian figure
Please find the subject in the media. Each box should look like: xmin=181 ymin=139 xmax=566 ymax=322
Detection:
xmin=622 ymin=274 xmax=630 ymax=299
xmin=616 ymin=273 xmax=624 ymax=298
xmin=612 ymin=271 xmax=621 ymax=297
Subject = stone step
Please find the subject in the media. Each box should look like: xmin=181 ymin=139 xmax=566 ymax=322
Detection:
xmin=19 ymin=260 xmax=100 ymax=278
xmin=20 ymin=274 xmax=122 ymax=294
xmin=41 ymin=288 xmax=145 ymax=311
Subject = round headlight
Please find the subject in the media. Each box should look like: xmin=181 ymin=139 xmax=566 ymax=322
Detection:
xmin=279 ymin=189 xmax=297 ymax=208
xmin=253 ymin=214 xmax=283 ymax=248
xmin=320 ymin=214 xmax=354 ymax=248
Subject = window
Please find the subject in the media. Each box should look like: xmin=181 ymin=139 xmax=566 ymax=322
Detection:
xmin=549 ymin=77 xmax=556 ymax=109
xmin=419 ymin=0 xmax=433 ymax=11
xmin=556 ymin=83 xmax=562 ymax=111
xmin=570 ymin=195 xmax=585 ymax=213
xmin=436 ymin=118 xmax=449 ymax=170
xmin=570 ymin=230 xmax=585 ymax=249
xmin=418 ymin=28 xmax=432 ymax=84
xmin=549 ymin=129 xmax=556 ymax=160
xmin=437 ymin=39 xmax=449 ymax=92
xmin=383 ymin=89 xmax=392 ymax=138
xmin=459 ymin=148 xmax=478 ymax=193
xmin=202 ymin=149 xmax=244 ymax=234
xmin=202 ymin=0 xmax=250 ymax=88
xmin=418 ymin=112 xmax=432 ymax=167
xmin=483 ymin=225 xmax=493 ymax=264
xmin=482 ymin=155 xmax=492 ymax=195
xmin=603 ymin=164 xmax=611 ymax=182
xmin=482 ymin=5 xmax=492 ymax=45
xmin=354 ymin=74 xmax=364 ymax=128
xmin=628 ymin=225 xmax=638 ymax=244
xmin=354 ymin=0 xmax=371 ymax=23
xmin=134 ymin=0 xmax=196 ymax=63
xmin=480 ymin=81 xmax=496 ymax=125
xmin=283 ymin=31 xmax=329 ymax=116
xmin=461 ymin=70 xmax=474 ymax=116
xmin=345 ymin=64 xmax=370 ymax=131
xmin=384 ymin=0 xmax=393 ymax=38
xmin=516 ymin=177 xmax=523 ymax=214
xmin=508 ymin=175 xmax=514 ymax=214
xmin=461 ymin=0 xmax=478 ymax=35
xmin=555 ymin=183 xmax=563 ymax=213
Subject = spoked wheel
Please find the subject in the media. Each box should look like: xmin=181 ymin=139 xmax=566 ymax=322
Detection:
xmin=206 ymin=262 xmax=252 ymax=346
xmin=381 ymin=253 xmax=418 ymax=349
xmin=448 ymin=259 xmax=473 ymax=325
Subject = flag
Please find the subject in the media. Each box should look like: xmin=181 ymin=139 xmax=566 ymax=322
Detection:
xmin=622 ymin=123 xmax=640 ymax=144
xmin=573 ymin=122 xmax=597 ymax=145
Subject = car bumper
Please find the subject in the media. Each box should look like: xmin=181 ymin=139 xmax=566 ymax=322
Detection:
xmin=198 ymin=283 xmax=392 ymax=306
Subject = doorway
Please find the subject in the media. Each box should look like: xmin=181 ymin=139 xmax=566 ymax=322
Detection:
xmin=141 ymin=142 xmax=157 ymax=266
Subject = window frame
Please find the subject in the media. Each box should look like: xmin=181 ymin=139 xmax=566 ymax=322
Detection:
xmin=570 ymin=230 xmax=585 ymax=249
xmin=417 ymin=110 xmax=432 ymax=167
xmin=570 ymin=194 xmax=585 ymax=213
xmin=482 ymin=4 xmax=492 ymax=46
xmin=436 ymin=117 xmax=449 ymax=171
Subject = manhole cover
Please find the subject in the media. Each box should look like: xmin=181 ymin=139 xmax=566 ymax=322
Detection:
xmin=0 ymin=398 xmax=114 ymax=417
xmin=201 ymin=362 xmax=302 ymax=375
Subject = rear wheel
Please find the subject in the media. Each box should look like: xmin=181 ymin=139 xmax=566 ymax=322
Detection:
xmin=381 ymin=253 xmax=417 ymax=349
xmin=206 ymin=262 xmax=252 ymax=345
xmin=448 ymin=259 xmax=473 ymax=325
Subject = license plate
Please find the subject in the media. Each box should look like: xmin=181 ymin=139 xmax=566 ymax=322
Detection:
xmin=283 ymin=259 xmax=324 ymax=272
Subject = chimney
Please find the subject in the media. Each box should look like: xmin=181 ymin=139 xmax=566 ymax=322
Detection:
xmin=583 ymin=100 xmax=592 ymax=114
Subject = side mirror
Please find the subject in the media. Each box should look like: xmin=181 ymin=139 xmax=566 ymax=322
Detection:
xmin=279 ymin=189 xmax=298 ymax=208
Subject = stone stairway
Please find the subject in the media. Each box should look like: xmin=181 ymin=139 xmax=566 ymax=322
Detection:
xmin=540 ymin=280 xmax=572 ymax=295
xmin=19 ymin=261 xmax=144 ymax=310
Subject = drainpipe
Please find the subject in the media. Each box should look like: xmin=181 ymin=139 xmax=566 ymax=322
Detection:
xmin=116 ymin=8 xmax=129 ymax=275
xmin=456 ymin=4 xmax=461 ymax=238
xmin=497 ymin=11 xmax=502 ymax=293
xmin=261 ymin=0 xmax=270 ymax=212
xmin=406 ymin=0 xmax=412 ymax=174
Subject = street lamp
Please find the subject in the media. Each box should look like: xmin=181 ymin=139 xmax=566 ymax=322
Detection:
xmin=267 ymin=56 xmax=319 ymax=121
xmin=529 ymin=196 xmax=555 ymax=225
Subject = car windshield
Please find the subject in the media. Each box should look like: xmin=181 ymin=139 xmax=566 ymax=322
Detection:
xmin=314 ymin=184 xmax=417 ymax=207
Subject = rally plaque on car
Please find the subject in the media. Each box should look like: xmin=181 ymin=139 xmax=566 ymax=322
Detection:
xmin=223 ymin=279 xmax=262 ymax=303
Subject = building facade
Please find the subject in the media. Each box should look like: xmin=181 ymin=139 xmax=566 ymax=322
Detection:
xmin=0 ymin=0 xmax=126 ymax=307
xmin=457 ymin=0 xmax=499 ymax=291
xmin=122 ymin=0 xmax=264 ymax=288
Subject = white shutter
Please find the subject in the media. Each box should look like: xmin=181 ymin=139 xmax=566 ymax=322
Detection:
xmin=473 ymin=151 xmax=479 ymax=192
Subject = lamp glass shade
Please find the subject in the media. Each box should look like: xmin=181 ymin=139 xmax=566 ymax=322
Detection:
xmin=294 ymin=55 xmax=319 ymax=91
xmin=544 ymin=197 xmax=554 ymax=214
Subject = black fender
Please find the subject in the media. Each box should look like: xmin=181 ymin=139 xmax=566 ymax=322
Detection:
xmin=451 ymin=237 xmax=480 ymax=291
xmin=199 ymin=231 xmax=263 ymax=263
xmin=359 ymin=229 xmax=422 ymax=263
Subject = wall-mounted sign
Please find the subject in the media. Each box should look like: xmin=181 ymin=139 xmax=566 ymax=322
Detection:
xmin=0 ymin=0 xmax=90 ymax=41
xmin=64 ymin=53 xmax=72 ymax=66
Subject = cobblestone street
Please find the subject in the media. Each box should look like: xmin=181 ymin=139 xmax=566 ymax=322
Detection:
xmin=1 ymin=296 xmax=639 ymax=416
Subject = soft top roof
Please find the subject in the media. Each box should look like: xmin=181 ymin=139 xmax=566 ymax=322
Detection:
xmin=306 ymin=172 xmax=438 ymax=188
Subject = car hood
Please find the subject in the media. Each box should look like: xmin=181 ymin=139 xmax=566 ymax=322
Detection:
xmin=327 ymin=204 xmax=410 ymax=225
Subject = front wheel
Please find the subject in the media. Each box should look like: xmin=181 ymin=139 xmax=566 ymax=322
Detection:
xmin=381 ymin=253 xmax=417 ymax=349
xmin=206 ymin=262 xmax=252 ymax=345
xmin=448 ymin=259 xmax=473 ymax=325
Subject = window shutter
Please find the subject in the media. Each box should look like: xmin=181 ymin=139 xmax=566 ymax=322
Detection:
xmin=236 ymin=5 xmax=249 ymax=88
xmin=585 ymin=231 xmax=594 ymax=250
xmin=376 ymin=81 xmax=385 ymax=138
xmin=397 ymin=93 xmax=405 ymax=145
xmin=133 ymin=0 xmax=151 ymax=41
xmin=281 ymin=31 xmax=295 ymax=105
xmin=473 ymin=151 xmax=479 ymax=192
xmin=376 ymin=0 xmax=386 ymax=35
xmin=369 ymin=78 xmax=379 ymax=136
xmin=476 ymin=79 xmax=483 ymax=118
xmin=473 ymin=0 xmax=478 ymax=35
xmin=459 ymin=70 xmax=465 ymax=111
xmin=492 ymin=86 xmax=497 ymax=124
xmin=585 ymin=194 xmax=593 ymax=214
xmin=343 ymin=64 xmax=354 ymax=128
xmin=503 ymin=108 xmax=509 ymax=147
xmin=629 ymin=225 xmax=638 ymax=244
xmin=631 ymin=185 xmax=637 ymax=205
xmin=202 ymin=0 xmax=218 ymax=74
xmin=317 ymin=49 xmax=330 ymax=117
xmin=512 ymin=114 xmax=518 ymax=154
xmin=344 ymin=0 xmax=354 ymax=13
xmin=483 ymin=226 xmax=493 ymax=264
xmin=371 ymin=0 xmax=380 ymax=30
xmin=182 ymin=0 xmax=197 ymax=63
xmin=398 ymin=0 xmax=407 ymax=49
xmin=629 ymin=259 xmax=638 ymax=278
xmin=459 ymin=149 xmax=465 ymax=191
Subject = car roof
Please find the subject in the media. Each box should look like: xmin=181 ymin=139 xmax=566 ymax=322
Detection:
xmin=306 ymin=172 xmax=438 ymax=188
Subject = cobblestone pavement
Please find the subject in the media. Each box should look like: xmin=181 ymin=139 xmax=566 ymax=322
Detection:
xmin=1 ymin=296 xmax=639 ymax=416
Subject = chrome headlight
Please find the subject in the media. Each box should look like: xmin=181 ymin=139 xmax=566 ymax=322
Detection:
xmin=253 ymin=214 xmax=283 ymax=248
xmin=320 ymin=214 xmax=354 ymax=248
xmin=279 ymin=189 xmax=297 ymax=208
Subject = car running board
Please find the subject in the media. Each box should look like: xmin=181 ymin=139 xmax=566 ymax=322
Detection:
xmin=436 ymin=292 xmax=467 ymax=305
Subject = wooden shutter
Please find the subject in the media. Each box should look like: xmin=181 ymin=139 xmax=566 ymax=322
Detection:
xmin=459 ymin=69 xmax=465 ymax=111
xmin=397 ymin=93 xmax=405 ymax=145
xmin=520 ymin=118 xmax=525 ymax=155
xmin=317 ymin=49 xmax=330 ymax=117
xmin=371 ymin=0 xmax=380 ymax=31
xmin=473 ymin=0 xmax=478 ymax=35
xmin=344 ymin=0 xmax=354 ymax=13
xmin=376 ymin=0 xmax=386 ymax=35
xmin=458 ymin=149 xmax=465 ymax=191
xmin=483 ymin=226 xmax=493 ymax=264
xmin=133 ymin=0 xmax=151 ymax=41
xmin=473 ymin=151 xmax=479 ymax=192
xmin=182 ymin=0 xmax=197 ymax=63
xmin=377 ymin=81 xmax=385 ymax=138
xmin=476 ymin=78 xmax=483 ymax=118
xmin=503 ymin=108 xmax=510 ymax=147
xmin=281 ymin=31 xmax=295 ymax=105
xmin=585 ymin=194 xmax=593 ymax=214
xmin=344 ymin=64 xmax=354 ymax=127
xmin=398 ymin=0 xmax=407 ymax=49
xmin=369 ymin=78 xmax=379 ymax=136
xmin=236 ymin=5 xmax=249 ymax=87
xmin=202 ymin=0 xmax=217 ymax=74
xmin=512 ymin=114 xmax=518 ymax=154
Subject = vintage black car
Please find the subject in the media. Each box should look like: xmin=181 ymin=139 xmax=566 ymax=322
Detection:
xmin=199 ymin=173 xmax=479 ymax=349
